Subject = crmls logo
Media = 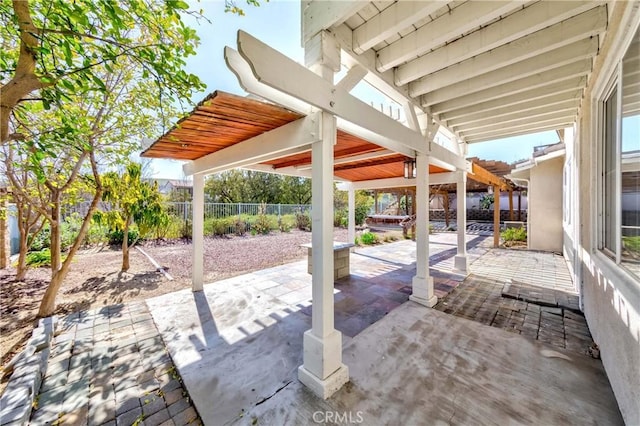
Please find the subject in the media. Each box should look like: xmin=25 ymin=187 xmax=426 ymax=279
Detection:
xmin=312 ymin=411 xmax=365 ymax=424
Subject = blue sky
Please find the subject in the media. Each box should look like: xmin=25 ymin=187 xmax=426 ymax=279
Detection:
xmin=148 ymin=0 xmax=562 ymax=178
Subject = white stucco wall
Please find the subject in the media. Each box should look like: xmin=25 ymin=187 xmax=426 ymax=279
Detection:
xmin=529 ymin=157 xmax=564 ymax=252
xmin=573 ymin=3 xmax=640 ymax=424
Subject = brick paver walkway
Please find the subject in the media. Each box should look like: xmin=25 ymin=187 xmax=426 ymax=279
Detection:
xmin=29 ymin=302 xmax=201 ymax=425
xmin=435 ymin=271 xmax=594 ymax=355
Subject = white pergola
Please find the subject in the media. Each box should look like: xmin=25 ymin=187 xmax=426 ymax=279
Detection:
xmin=143 ymin=0 xmax=611 ymax=400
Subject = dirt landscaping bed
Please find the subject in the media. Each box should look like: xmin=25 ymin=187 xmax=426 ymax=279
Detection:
xmin=0 ymin=228 xmax=351 ymax=383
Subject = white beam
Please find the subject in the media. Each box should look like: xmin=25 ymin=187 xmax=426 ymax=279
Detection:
xmin=348 ymin=170 xmax=460 ymax=191
xmin=242 ymin=163 xmax=316 ymax=179
xmin=183 ymin=113 xmax=321 ymax=176
xmin=236 ymin=30 xmax=466 ymax=170
xmin=446 ymin=98 xmax=581 ymax=129
xmin=416 ymin=39 xmax=597 ymax=101
xmin=297 ymin=149 xmax=396 ymax=170
xmin=403 ymin=100 xmax=420 ymax=132
xmin=352 ymin=2 xmax=442 ymax=54
xmin=460 ymin=112 xmax=578 ymax=138
xmin=402 ymin=6 xmax=606 ymax=92
xmin=464 ymin=120 xmax=575 ymax=144
xmin=335 ymin=64 xmax=367 ymax=92
xmin=433 ymin=77 xmax=587 ymax=117
xmin=225 ymin=47 xmax=313 ymax=115
xmin=333 ymin=24 xmax=458 ymax=139
xmin=425 ymin=61 xmax=591 ymax=112
xmin=377 ymin=1 xmax=529 ymax=72
xmin=395 ymin=1 xmax=597 ymax=85
xmin=302 ymin=1 xmax=364 ymax=44
xmin=226 ymin=47 xmax=415 ymax=157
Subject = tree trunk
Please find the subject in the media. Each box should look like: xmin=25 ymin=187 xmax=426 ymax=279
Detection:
xmin=49 ymin=192 xmax=62 ymax=274
xmin=38 ymin=269 xmax=65 ymax=317
xmin=38 ymin=186 xmax=102 ymax=318
xmin=15 ymin=231 xmax=28 ymax=281
xmin=121 ymin=216 xmax=131 ymax=272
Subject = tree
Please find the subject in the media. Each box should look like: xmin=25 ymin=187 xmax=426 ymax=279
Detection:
xmin=0 ymin=0 xmax=209 ymax=144
xmin=0 ymin=0 xmax=261 ymax=317
xmin=96 ymin=162 xmax=167 ymax=271
xmin=3 ymin=63 xmax=176 ymax=317
xmin=280 ymin=176 xmax=311 ymax=205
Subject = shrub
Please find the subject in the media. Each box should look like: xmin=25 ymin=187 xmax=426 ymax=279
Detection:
xmin=235 ymin=219 xmax=247 ymax=236
xmin=296 ymin=212 xmax=312 ymax=231
xmin=204 ymin=217 xmax=234 ymax=236
xmin=107 ymin=228 xmax=140 ymax=245
xmin=360 ymin=231 xmax=379 ymax=245
xmin=153 ymin=214 xmax=184 ymax=240
xmin=501 ymin=227 xmax=527 ymax=242
xmin=25 ymin=249 xmax=65 ymax=267
xmin=279 ymin=215 xmax=294 ymax=233
xmin=252 ymin=213 xmax=272 ymax=235
xmin=334 ymin=210 xmax=348 ymax=228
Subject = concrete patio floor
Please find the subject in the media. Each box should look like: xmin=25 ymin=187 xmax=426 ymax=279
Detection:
xmin=145 ymin=234 xmax=623 ymax=425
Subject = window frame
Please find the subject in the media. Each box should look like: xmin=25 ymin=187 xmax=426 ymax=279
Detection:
xmin=595 ymin=35 xmax=639 ymax=281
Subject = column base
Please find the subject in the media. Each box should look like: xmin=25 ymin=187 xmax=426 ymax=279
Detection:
xmin=411 ymin=276 xmax=436 ymax=307
xmin=453 ymin=255 xmax=468 ymax=275
xmin=409 ymin=294 xmax=438 ymax=308
xmin=298 ymin=364 xmax=349 ymax=399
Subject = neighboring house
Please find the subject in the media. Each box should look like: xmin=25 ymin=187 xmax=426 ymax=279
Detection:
xmin=144 ymin=178 xmax=193 ymax=199
xmin=509 ymin=143 xmax=566 ymax=252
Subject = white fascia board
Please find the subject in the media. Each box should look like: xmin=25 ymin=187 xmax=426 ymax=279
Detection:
xmin=395 ymin=1 xmax=597 ymax=85
xmin=447 ymin=98 xmax=581 ymax=129
xmin=534 ymin=149 xmax=566 ymax=164
xmin=183 ymin=112 xmax=321 ymax=176
xmin=377 ymin=1 xmax=529 ymax=72
xmin=400 ymin=5 xmax=607 ymax=91
xmin=465 ymin=121 xmax=575 ymax=144
xmin=352 ymin=2 xmax=442 ymax=54
xmin=302 ymin=1 xmax=365 ymax=44
xmin=433 ymin=77 xmax=587 ymax=117
xmin=237 ymin=30 xmax=465 ymax=170
xmin=417 ymin=41 xmax=597 ymax=102
xmin=457 ymin=109 xmax=579 ymax=134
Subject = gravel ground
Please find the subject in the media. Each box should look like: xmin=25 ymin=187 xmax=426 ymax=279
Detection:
xmin=0 ymin=228 xmax=349 ymax=381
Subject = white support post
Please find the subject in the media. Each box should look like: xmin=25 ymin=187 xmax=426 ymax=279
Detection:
xmin=348 ymin=184 xmax=356 ymax=246
xmin=192 ymin=174 xmax=204 ymax=292
xmin=298 ymin=31 xmax=348 ymax=400
xmin=410 ymin=153 xmax=437 ymax=308
xmin=454 ymin=171 xmax=468 ymax=274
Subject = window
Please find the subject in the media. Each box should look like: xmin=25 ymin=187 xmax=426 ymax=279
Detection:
xmin=620 ymin=27 xmax=640 ymax=278
xmin=600 ymin=25 xmax=640 ymax=280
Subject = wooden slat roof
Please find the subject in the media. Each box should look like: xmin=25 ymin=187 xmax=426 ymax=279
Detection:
xmin=142 ymin=90 xmax=455 ymax=182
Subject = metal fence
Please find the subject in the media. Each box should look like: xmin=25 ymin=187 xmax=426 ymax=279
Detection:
xmin=62 ymin=201 xmax=311 ymax=221
xmin=164 ymin=202 xmax=311 ymax=221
